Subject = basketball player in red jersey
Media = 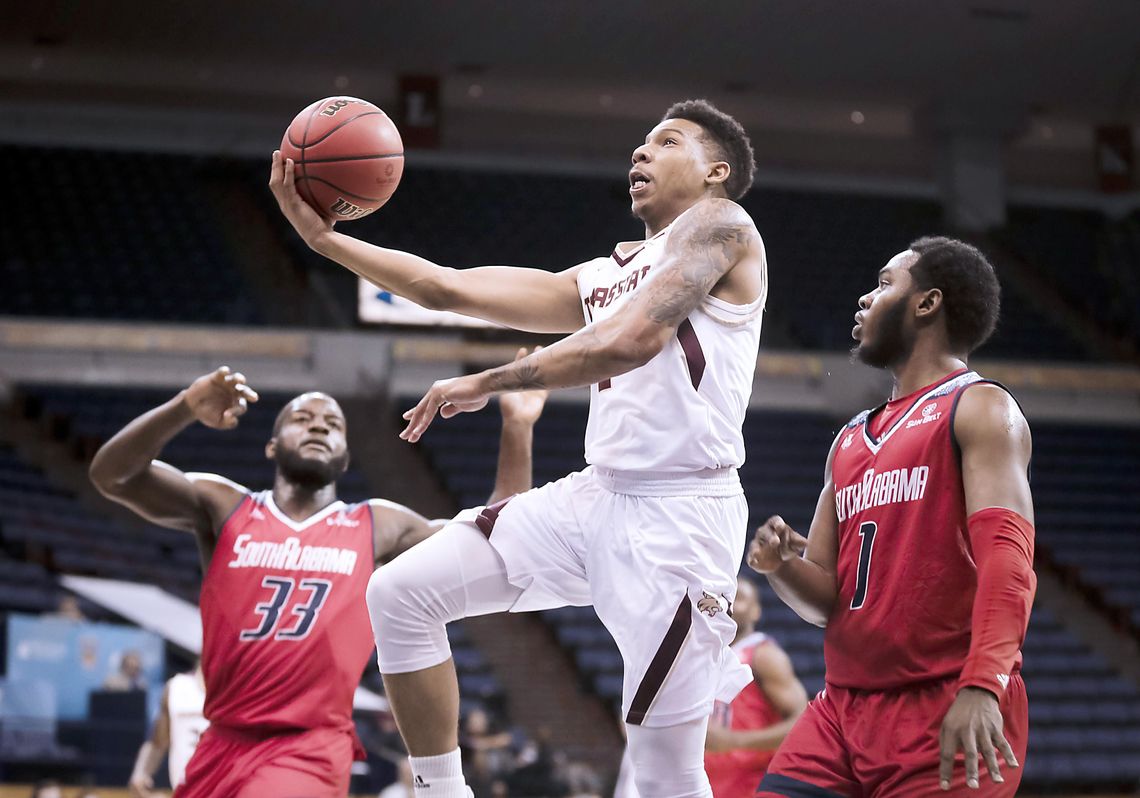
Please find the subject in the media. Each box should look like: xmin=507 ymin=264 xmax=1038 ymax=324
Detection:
xmin=748 ymin=237 xmax=1036 ymax=797
xmin=703 ymin=579 xmax=807 ymax=797
xmin=88 ymin=364 xmax=546 ymax=798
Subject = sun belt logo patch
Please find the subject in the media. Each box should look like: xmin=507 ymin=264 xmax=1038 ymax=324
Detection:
xmin=906 ymin=403 xmax=943 ymax=429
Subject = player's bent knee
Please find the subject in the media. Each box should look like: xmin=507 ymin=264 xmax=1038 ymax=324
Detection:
xmin=367 ymin=536 xmax=471 ymax=674
xmin=367 ymin=551 xmax=459 ymax=625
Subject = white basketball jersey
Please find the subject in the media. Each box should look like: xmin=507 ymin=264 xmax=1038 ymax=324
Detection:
xmin=167 ymin=671 xmax=209 ymax=788
xmin=576 ymin=217 xmax=765 ymax=473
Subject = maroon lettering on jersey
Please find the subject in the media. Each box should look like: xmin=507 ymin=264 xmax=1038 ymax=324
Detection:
xmin=823 ymin=370 xmax=1023 ymax=690
xmin=582 ymin=265 xmax=655 ymax=312
xmin=199 ymin=492 xmax=374 ymax=731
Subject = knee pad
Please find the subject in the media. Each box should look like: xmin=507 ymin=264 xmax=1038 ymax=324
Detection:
xmin=367 ymin=559 xmax=453 ymax=674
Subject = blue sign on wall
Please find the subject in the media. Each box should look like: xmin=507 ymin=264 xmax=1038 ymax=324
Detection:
xmin=6 ymin=614 xmax=165 ymax=720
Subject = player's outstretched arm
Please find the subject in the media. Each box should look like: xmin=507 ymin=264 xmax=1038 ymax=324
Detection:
xmin=373 ymin=360 xmax=547 ymax=562
xmin=938 ymin=384 xmax=1034 ymax=791
xmin=705 ymin=642 xmax=808 ymax=753
xmin=398 ymin=198 xmax=760 ymax=442
xmin=748 ymin=435 xmax=842 ymax=627
xmin=129 ymin=683 xmax=171 ymax=798
xmin=89 ymin=367 xmax=255 ymax=540
xmin=268 ymin=152 xmax=585 ymax=334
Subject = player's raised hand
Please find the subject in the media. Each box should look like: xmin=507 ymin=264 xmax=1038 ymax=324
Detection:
xmin=268 ymin=150 xmax=335 ymax=248
xmin=183 ymin=366 xmax=259 ymax=430
xmin=938 ymin=687 xmax=1018 ymax=791
xmin=498 ymin=347 xmax=549 ymax=426
xmin=401 ymin=373 xmax=491 ymax=443
xmin=746 ymin=515 xmax=808 ymax=574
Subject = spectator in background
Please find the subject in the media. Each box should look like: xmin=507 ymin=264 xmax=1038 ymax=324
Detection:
xmin=465 ymin=748 xmax=499 ymax=798
xmin=461 ymin=708 xmax=514 ymax=778
xmin=506 ymin=728 xmax=565 ymax=797
xmin=103 ymin=649 xmax=148 ymax=691
xmin=48 ymin=594 xmax=86 ymax=622
xmin=28 ymin=781 xmax=63 ymax=798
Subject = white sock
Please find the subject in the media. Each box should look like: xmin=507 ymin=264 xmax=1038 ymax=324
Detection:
xmin=409 ymin=748 xmax=470 ymax=798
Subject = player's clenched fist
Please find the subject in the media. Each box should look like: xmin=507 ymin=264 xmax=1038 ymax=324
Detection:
xmin=182 ymin=366 xmax=260 ymax=430
xmin=747 ymin=515 xmax=808 ymax=574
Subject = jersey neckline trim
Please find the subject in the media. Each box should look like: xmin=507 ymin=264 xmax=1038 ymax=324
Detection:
xmin=611 ymin=226 xmax=670 ymax=266
xmin=862 ymin=369 xmax=971 ymax=454
xmin=263 ymin=492 xmax=347 ymax=532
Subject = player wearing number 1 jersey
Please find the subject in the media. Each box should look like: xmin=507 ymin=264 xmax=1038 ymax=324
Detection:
xmin=90 ymin=364 xmax=545 ymax=798
xmin=749 ymin=238 xmax=1036 ymax=798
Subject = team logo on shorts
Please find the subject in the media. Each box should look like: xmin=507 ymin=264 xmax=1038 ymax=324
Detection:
xmin=697 ymin=591 xmax=730 ymax=618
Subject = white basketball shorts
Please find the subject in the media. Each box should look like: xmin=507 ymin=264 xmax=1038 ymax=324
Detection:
xmin=462 ymin=465 xmax=752 ymax=728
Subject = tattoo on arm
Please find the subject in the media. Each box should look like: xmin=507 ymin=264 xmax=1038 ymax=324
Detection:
xmin=488 ymin=359 xmax=546 ymax=391
xmin=644 ymin=200 xmax=755 ymax=327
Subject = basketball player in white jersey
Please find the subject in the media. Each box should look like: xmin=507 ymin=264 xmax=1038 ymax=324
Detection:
xmin=129 ymin=663 xmax=208 ymax=796
xmin=271 ymin=99 xmax=766 ymax=798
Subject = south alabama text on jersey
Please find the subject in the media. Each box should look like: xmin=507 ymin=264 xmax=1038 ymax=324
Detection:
xmin=228 ymin=533 xmax=359 ymax=575
xmin=576 ymin=214 xmax=767 ymax=473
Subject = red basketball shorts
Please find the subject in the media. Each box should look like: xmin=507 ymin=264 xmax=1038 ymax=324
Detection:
xmin=757 ymin=674 xmax=1028 ymax=798
xmin=173 ymin=724 xmax=355 ymax=798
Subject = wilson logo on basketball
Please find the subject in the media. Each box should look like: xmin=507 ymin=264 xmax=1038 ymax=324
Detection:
xmin=319 ymin=98 xmax=363 ymax=117
xmin=329 ymin=197 xmax=370 ymax=219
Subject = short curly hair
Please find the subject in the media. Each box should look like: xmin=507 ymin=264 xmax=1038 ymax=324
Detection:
xmin=908 ymin=236 xmax=1001 ymax=354
xmin=662 ymin=99 xmax=756 ymax=200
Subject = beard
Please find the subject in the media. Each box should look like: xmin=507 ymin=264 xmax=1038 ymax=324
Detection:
xmin=852 ymin=296 xmax=912 ymax=369
xmin=275 ymin=446 xmax=348 ymax=490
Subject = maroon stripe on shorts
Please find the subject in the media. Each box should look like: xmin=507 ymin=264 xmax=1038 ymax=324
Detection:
xmin=625 ymin=592 xmax=692 ymax=725
xmin=475 ymin=496 xmax=514 ymax=538
xmin=677 ymin=318 xmax=706 ymax=390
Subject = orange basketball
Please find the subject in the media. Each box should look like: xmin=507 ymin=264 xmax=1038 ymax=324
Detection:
xmin=280 ymin=97 xmax=404 ymax=221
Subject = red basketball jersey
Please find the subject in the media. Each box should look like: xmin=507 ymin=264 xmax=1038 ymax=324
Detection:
xmin=704 ymin=632 xmax=784 ymax=797
xmin=199 ymin=491 xmax=375 ymax=730
xmin=824 ymin=370 xmax=1022 ymax=690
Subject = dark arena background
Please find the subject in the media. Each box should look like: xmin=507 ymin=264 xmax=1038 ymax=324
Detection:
xmin=1 ymin=2 xmax=1138 ymax=796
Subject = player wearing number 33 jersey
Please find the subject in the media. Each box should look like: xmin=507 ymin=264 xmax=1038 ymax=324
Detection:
xmin=89 ymin=368 xmax=545 ymax=798
xmin=200 ymin=492 xmax=374 ymax=730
